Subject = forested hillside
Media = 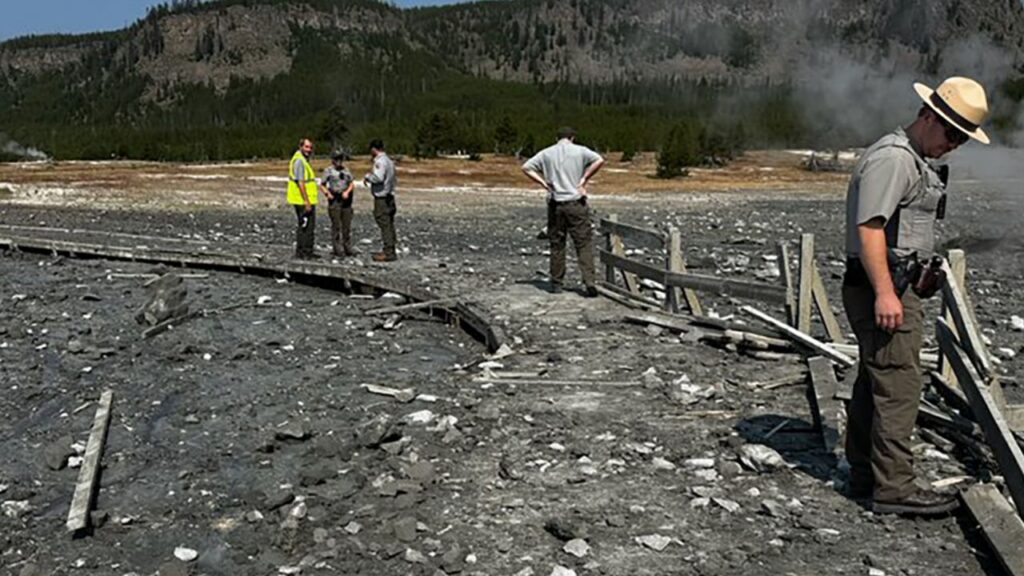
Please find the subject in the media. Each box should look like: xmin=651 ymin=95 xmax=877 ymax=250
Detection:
xmin=1 ymin=0 xmax=1022 ymax=161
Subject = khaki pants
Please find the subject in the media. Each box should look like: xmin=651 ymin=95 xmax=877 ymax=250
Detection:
xmin=328 ymin=203 xmax=353 ymax=255
xmin=373 ymin=195 xmax=397 ymax=257
xmin=293 ymin=205 xmax=315 ymax=257
xmin=842 ymin=281 xmax=924 ymax=501
xmin=547 ymin=199 xmax=595 ymax=287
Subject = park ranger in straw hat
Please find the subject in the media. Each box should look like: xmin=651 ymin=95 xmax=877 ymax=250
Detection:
xmin=842 ymin=76 xmax=990 ymax=516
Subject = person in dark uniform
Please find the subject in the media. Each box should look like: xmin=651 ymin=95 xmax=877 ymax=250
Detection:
xmin=842 ymin=77 xmax=990 ymax=516
xmin=321 ymin=151 xmax=357 ymax=258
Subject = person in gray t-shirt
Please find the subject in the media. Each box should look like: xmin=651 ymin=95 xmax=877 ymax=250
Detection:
xmin=522 ymin=127 xmax=605 ymax=296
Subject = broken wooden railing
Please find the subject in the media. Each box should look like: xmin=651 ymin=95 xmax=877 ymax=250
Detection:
xmin=598 ymin=215 xmax=846 ymax=344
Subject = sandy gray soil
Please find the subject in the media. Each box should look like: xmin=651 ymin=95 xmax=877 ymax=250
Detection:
xmin=2 ymin=162 xmax=1024 ymax=576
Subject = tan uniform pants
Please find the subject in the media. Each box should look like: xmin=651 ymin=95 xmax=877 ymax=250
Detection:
xmin=842 ymin=282 xmax=924 ymax=501
xmin=547 ymin=198 xmax=595 ymax=287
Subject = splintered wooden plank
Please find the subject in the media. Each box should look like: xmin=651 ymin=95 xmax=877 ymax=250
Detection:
xmin=596 ymin=218 xmax=666 ymax=250
xmin=939 ymin=249 xmax=966 ymax=385
xmin=605 ymin=215 xmax=641 ymax=295
xmin=67 ymin=390 xmax=114 ymax=533
xmin=741 ymin=305 xmax=856 ymax=368
xmin=806 ymin=356 xmax=842 ymax=452
xmin=937 ymin=318 xmax=1024 ymax=515
xmin=961 ymin=484 xmax=1024 ymax=576
xmin=667 ymin=228 xmax=702 ymax=316
xmin=776 ymin=242 xmax=796 ymax=326
xmin=797 ymin=234 xmax=815 ymax=334
xmin=811 ymin=266 xmax=846 ymax=344
xmin=941 ymin=258 xmax=992 ymax=378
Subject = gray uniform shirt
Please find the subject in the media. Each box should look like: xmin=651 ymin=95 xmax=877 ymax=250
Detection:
xmin=523 ymin=139 xmax=603 ymax=202
xmin=845 ymin=128 xmax=945 ymax=258
xmin=365 ymin=153 xmax=396 ymax=198
xmin=292 ymin=157 xmax=307 ymax=186
xmin=322 ymin=166 xmax=354 ymax=206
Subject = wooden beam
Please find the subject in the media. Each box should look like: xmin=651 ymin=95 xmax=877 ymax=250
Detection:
xmin=740 ymin=305 xmax=856 ymax=368
xmin=806 ymin=356 xmax=842 ymax=453
xmin=364 ymin=298 xmax=456 ymax=316
xmin=666 ymin=228 xmax=702 ymax=316
xmin=622 ymin=312 xmax=694 ymax=334
xmin=961 ymin=484 xmax=1024 ymax=576
xmin=599 ymin=250 xmax=789 ymax=305
xmin=927 ymin=370 xmax=972 ymax=417
xmin=937 ymin=318 xmax=1024 ymax=515
xmin=776 ymin=242 xmax=796 ymax=326
xmin=1003 ymin=405 xmax=1024 ymax=433
xmin=797 ymin=234 xmax=815 ymax=334
xmin=605 ymin=216 xmax=641 ymax=294
xmin=941 ymin=258 xmax=992 ymax=379
xmin=939 ymin=249 xmax=966 ymax=385
xmin=67 ymin=390 xmax=114 ymax=533
xmin=811 ymin=266 xmax=846 ymax=343
xmin=597 ymin=218 xmax=666 ymax=250
xmin=596 ymin=281 xmax=663 ymax=311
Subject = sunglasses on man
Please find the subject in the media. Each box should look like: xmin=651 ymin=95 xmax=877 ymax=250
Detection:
xmin=939 ymin=116 xmax=969 ymax=146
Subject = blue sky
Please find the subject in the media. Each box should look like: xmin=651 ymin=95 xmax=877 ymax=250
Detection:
xmin=0 ymin=0 xmax=463 ymax=41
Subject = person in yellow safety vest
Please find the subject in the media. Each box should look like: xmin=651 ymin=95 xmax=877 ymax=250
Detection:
xmin=288 ymin=138 xmax=320 ymax=259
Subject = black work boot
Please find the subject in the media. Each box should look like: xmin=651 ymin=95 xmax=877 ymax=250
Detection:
xmin=872 ymin=487 xmax=959 ymax=517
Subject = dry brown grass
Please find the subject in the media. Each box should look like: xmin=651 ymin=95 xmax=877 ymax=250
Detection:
xmin=0 ymin=150 xmax=846 ymax=210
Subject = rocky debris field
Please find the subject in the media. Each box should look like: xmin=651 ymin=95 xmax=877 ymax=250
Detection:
xmin=3 ymin=166 xmax=1024 ymax=576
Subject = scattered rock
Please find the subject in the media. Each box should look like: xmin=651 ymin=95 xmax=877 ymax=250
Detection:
xmin=563 ymin=538 xmax=590 ymax=558
xmin=1013 ymin=315 xmax=1024 ymax=332
xmin=275 ymin=422 xmax=310 ymax=441
xmin=550 ymin=567 xmax=577 ymax=576
xmin=651 ymin=457 xmax=677 ymax=471
xmin=44 ymin=436 xmax=75 ymax=470
xmin=635 ymin=534 xmax=671 ymax=551
xmin=394 ymin=516 xmax=418 ymax=542
xmin=174 ymin=546 xmax=199 ymax=562
xmin=404 ymin=548 xmax=428 ymax=564
xmin=738 ymin=444 xmax=787 ymax=472
xmin=2 ymin=500 xmax=31 ymax=519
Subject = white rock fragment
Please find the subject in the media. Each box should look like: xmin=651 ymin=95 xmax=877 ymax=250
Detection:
xmin=652 ymin=457 xmax=677 ymax=471
xmin=550 ymin=567 xmax=577 ymax=576
xmin=683 ymin=458 xmax=715 ymax=469
xmin=173 ymin=547 xmax=199 ymax=562
xmin=1012 ymin=315 xmax=1024 ymax=332
xmin=344 ymin=521 xmax=362 ymax=534
xmin=739 ymin=444 xmax=787 ymax=472
xmin=563 ymin=538 xmax=590 ymax=558
xmin=998 ymin=347 xmax=1016 ymax=360
xmin=2 ymin=500 xmax=30 ymax=518
xmin=712 ymin=497 xmax=740 ymax=513
xmin=402 ymin=410 xmax=435 ymax=425
xmin=635 ymin=534 xmax=671 ymax=551
xmin=258 ymin=295 xmax=273 ymax=305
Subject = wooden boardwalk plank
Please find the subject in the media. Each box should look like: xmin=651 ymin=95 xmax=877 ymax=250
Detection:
xmin=961 ymin=484 xmax=1024 ymax=576
xmin=66 ymin=390 xmax=114 ymax=533
xmin=938 ymin=318 xmax=1024 ymax=515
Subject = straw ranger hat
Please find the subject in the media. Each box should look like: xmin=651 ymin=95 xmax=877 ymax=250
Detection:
xmin=914 ymin=76 xmax=990 ymax=144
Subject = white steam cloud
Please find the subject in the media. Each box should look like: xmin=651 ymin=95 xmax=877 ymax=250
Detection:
xmin=1 ymin=133 xmax=49 ymax=161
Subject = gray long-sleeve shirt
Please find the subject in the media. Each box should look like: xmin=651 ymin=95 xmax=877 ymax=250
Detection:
xmin=365 ymin=153 xmax=396 ymax=198
xmin=523 ymin=139 xmax=603 ymax=202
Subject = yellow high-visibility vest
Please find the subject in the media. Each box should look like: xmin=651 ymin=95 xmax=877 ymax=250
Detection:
xmin=287 ymin=151 xmax=318 ymax=206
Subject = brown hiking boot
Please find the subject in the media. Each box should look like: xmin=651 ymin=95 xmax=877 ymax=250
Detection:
xmin=372 ymin=252 xmax=396 ymax=262
xmin=872 ymin=487 xmax=959 ymax=517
